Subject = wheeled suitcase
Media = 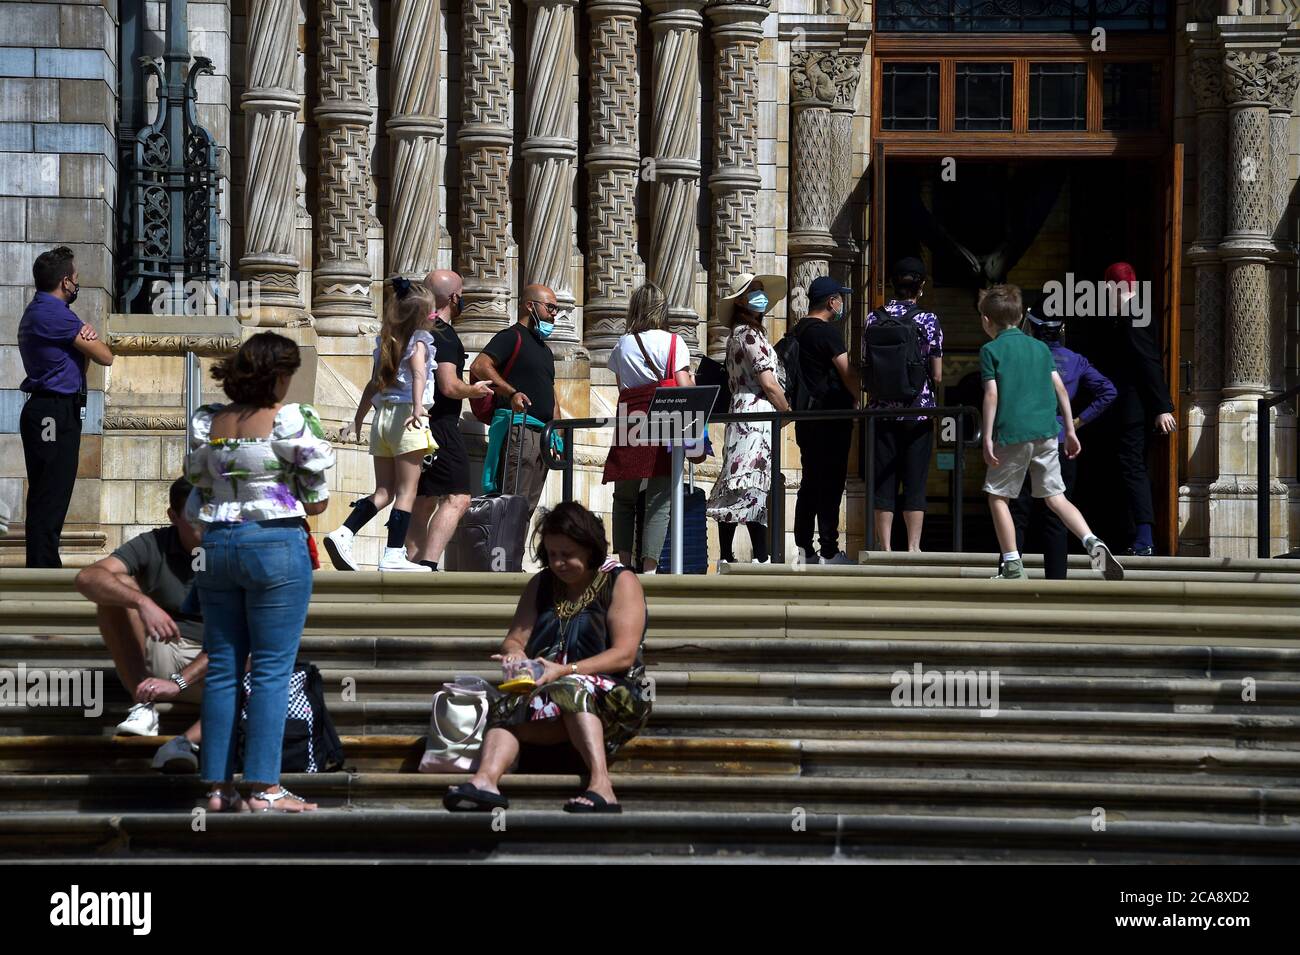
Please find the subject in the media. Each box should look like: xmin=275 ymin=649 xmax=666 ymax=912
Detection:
xmin=443 ymin=418 xmax=532 ymax=572
xmin=637 ymin=465 xmax=709 ymax=574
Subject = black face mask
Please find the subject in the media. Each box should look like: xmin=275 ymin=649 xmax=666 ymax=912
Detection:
xmin=64 ymin=280 xmax=79 ymax=305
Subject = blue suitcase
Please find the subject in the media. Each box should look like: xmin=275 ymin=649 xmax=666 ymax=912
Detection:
xmin=655 ymin=485 xmax=709 ymax=574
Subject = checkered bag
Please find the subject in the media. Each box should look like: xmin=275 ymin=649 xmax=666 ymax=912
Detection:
xmin=235 ymin=662 xmax=345 ymax=774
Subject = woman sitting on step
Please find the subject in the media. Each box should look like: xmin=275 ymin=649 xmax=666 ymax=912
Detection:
xmin=444 ymin=502 xmax=651 ymax=813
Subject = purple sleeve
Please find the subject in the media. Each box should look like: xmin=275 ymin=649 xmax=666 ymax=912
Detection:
xmin=49 ymin=310 xmax=82 ymax=344
xmin=1076 ymin=357 xmax=1118 ymax=427
xmin=927 ymin=313 xmax=943 ymax=357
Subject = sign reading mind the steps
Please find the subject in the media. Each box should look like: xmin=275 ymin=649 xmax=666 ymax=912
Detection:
xmin=633 ymin=385 xmax=719 ymax=448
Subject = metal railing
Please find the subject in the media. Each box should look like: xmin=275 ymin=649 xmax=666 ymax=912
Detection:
xmin=541 ymin=403 xmax=981 ymax=566
xmin=1257 ymin=385 xmax=1300 ymax=558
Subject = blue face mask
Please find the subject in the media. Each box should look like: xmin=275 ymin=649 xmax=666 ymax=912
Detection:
xmin=536 ymin=319 xmax=555 ymax=340
xmin=746 ymin=291 xmax=769 ymax=314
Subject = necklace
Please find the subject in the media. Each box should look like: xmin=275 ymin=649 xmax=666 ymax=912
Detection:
xmin=554 ymin=571 xmax=607 ymax=621
xmin=552 ymin=571 xmax=607 ymax=657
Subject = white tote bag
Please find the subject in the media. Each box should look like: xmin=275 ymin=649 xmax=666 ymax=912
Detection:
xmin=419 ymin=676 xmax=494 ymax=773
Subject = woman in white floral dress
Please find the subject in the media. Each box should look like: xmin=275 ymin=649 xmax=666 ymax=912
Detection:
xmin=706 ymin=274 xmax=791 ymax=565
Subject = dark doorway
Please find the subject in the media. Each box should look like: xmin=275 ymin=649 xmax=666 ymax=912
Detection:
xmin=876 ymin=155 xmax=1168 ymax=555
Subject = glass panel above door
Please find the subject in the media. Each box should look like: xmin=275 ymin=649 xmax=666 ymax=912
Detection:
xmin=1028 ymin=63 xmax=1087 ymax=131
xmin=955 ymin=63 xmax=1014 ymax=131
xmin=882 ymin=63 xmax=942 ymax=131
xmin=1103 ymin=62 xmax=1159 ymax=131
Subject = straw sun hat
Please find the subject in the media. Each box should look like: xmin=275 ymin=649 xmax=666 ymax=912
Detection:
xmin=716 ymin=272 xmax=788 ymax=326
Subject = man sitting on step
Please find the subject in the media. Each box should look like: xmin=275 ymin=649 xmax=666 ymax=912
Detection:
xmin=74 ymin=477 xmax=207 ymax=772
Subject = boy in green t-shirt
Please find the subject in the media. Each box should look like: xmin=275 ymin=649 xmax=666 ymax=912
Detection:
xmin=978 ymin=285 xmax=1123 ymax=581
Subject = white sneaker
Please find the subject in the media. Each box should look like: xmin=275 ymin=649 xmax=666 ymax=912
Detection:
xmin=378 ymin=547 xmax=432 ymax=572
xmin=323 ymin=527 xmax=359 ymax=571
xmin=116 ymin=702 xmax=159 ymax=737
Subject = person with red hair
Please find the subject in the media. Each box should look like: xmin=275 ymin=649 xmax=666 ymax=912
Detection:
xmin=1090 ymin=262 xmax=1176 ymax=556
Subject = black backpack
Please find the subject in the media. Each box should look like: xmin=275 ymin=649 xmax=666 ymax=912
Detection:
xmin=236 ymin=662 xmax=345 ymax=774
xmin=863 ymin=303 xmax=927 ymax=403
xmin=774 ymin=321 xmax=822 ymax=412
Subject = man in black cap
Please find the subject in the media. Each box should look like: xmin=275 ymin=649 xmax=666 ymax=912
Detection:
xmin=863 ymin=257 xmax=944 ymax=551
xmin=791 ymin=276 xmax=860 ymax=564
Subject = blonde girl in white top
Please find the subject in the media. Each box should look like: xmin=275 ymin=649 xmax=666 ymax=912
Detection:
xmin=324 ymin=277 xmax=437 ymax=572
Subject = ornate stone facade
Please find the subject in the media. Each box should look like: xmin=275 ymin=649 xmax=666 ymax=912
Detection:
xmin=7 ymin=1 xmax=1299 ymax=565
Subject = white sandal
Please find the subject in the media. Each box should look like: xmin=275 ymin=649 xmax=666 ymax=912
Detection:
xmin=249 ymin=787 xmax=315 ymax=813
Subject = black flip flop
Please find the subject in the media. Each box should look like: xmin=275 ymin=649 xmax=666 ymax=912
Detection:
xmin=562 ymin=790 xmax=622 ymax=814
xmin=443 ymin=783 xmax=508 ymax=812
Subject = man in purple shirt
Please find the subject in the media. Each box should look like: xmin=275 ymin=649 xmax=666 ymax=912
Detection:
xmin=17 ymin=247 xmax=114 ymax=567
xmin=864 ymin=257 xmax=944 ymax=551
xmin=1009 ymin=307 xmax=1116 ymax=579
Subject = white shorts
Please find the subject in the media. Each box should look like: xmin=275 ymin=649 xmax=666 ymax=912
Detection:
xmin=983 ymin=437 xmax=1066 ymax=499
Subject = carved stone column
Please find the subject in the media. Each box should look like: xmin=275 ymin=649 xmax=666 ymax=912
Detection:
xmin=1220 ymin=49 xmax=1274 ymax=398
xmin=1268 ymin=52 xmax=1300 ymax=551
xmin=1210 ymin=37 xmax=1287 ymax=556
xmin=313 ymin=0 xmax=374 ymax=337
xmin=789 ymin=50 xmax=859 ymax=320
xmin=387 ymin=0 xmax=444 ymax=279
xmin=648 ymin=0 xmax=706 ymax=354
xmin=457 ymin=0 xmax=515 ymax=350
xmin=828 ymin=55 xmax=863 ymax=290
xmin=239 ymin=0 xmax=307 ymax=325
xmin=1267 ymin=56 xmax=1299 ymax=392
xmin=1180 ymin=37 xmax=1228 ymax=555
xmin=585 ymin=0 xmax=643 ymax=368
xmin=523 ymin=0 xmax=580 ymax=350
xmin=704 ymin=2 xmax=767 ymax=359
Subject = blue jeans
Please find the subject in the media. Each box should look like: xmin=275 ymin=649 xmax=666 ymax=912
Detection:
xmin=196 ymin=520 xmax=312 ymax=786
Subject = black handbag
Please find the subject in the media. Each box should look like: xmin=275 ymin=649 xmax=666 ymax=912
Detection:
xmin=695 ymin=355 xmax=732 ymax=414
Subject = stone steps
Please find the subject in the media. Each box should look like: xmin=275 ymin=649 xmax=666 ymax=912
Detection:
xmin=9 ymin=567 xmax=1300 ymax=613
xmin=6 ymin=602 xmax=1297 ymax=649
xmin=9 ymin=632 xmax=1299 ymax=678
xmin=1 ymin=807 xmax=1297 ymax=863
xmin=3 ymin=772 xmax=1297 ymax=823
xmin=827 ymin=551 xmax=1300 ymax=582
xmin=7 ymin=734 xmax=1300 ymax=785
xmin=8 ymin=702 xmax=1300 ymax=748
xmin=11 ymin=663 xmax=1298 ymax=711
xmin=4 ymin=567 xmax=1298 ymax=860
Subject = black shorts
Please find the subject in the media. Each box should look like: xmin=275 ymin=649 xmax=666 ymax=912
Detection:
xmin=872 ymin=418 xmax=934 ymax=512
xmin=418 ymin=417 xmax=472 ymax=497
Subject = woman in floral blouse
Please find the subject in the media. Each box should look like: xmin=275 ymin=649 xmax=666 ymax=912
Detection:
xmin=706 ymin=273 xmax=791 ymax=565
xmin=185 ymin=332 xmax=335 ymax=813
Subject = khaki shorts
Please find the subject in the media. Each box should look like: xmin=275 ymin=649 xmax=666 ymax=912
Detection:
xmin=369 ymin=401 xmax=438 ymax=458
xmin=144 ymin=636 xmax=204 ymax=703
xmin=984 ymin=437 xmax=1066 ymax=499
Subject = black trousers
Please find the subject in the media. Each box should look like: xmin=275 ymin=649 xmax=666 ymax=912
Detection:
xmin=1010 ymin=446 xmax=1078 ymax=580
xmin=1112 ymin=386 xmax=1156 ymax=527
xmin=794 ymin=418 xmax=854 ymax=558
xmin=19 ymin=394 xmax=83 ymax=568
